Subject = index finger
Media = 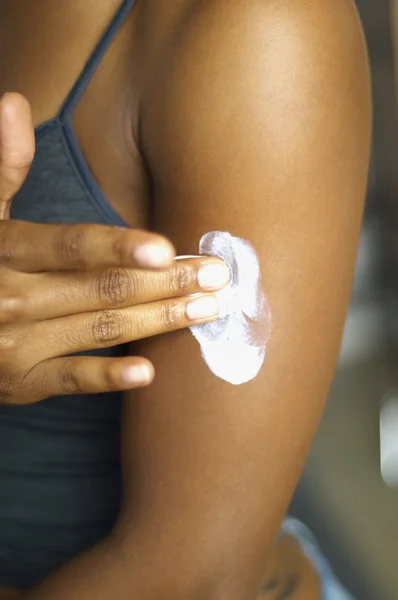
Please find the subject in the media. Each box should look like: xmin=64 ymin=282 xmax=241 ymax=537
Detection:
xmin=0 ymin=221 xmax=176 ymax=272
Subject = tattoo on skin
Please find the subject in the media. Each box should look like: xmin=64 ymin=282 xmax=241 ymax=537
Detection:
xmin=261 ymin=577 xmax=280 ymax=592
xmin=260 ymin=573 xmax=300 ymax=599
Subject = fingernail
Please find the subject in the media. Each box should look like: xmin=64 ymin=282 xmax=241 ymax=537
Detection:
xmin=187 ymin=295 xmax=219 ymax=321
xmin=122 ymin=364 xmax=152 ymax=385
xmin=133 ymin=244 xmax=174 ymax=268
xmin=198 ymin=262 xmax=230 ymax=289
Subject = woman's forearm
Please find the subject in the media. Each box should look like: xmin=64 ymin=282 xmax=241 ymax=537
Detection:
xmin=11 ymin=534 xmax=320 ymax=600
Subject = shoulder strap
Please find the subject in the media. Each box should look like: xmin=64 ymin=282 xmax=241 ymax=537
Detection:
xmin=59 ymin=0 xmax=138 ymax=119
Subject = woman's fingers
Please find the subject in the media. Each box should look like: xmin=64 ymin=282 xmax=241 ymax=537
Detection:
xmin=20 ymin=258 xmax=229 ymax=321
xmin=0 ymin=290 xmax=219 ymax=403
xmin=0 ymin=221 xmax=176 ymax=272
xmin=0 ymin=93 xmax=35 ymax=219
xmin=19 ymin=356 xmax=155 ymax=404
xmin=27 ymin=292 xmax=219 ymax=361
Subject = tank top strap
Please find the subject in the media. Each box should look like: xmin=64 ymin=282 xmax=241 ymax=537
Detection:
xmin=58 ymin=0 xmax=138 ymax=121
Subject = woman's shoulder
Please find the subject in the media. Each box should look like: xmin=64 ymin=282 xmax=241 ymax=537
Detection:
xmin=141 ymin=0 xmax=367 ymax=110
xmin=139 ymin=0 xmax=369 ymax=175
xmin=144 ymin=0 xmax=363 ymax=51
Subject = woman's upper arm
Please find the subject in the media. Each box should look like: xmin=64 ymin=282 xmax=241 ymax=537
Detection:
xmin=115 ymin=0 xmax=371 ymax=597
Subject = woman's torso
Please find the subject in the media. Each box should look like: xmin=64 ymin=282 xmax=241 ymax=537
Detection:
xmin=0 ymin=0 xmax=180 ymax=587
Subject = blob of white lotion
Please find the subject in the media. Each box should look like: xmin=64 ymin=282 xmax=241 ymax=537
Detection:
xmin=190 ymin=231 xmax=271 ymax=385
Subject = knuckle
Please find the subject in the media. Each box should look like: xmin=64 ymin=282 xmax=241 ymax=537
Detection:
xmin=0 ymin=375 xmax=17 ymax=402
xmin=98 ymin=268 xmax=132 ymax=307
xmin=0 ymin=369 xmax=22 ymax=404
xmin=0 ymin=333 xmax=27 ymax=383
xmin=0 ymin=331 xmax=35 ymax=404
xmin=58 ymin=361 xmax=83 ymax=394
xmin=91 ymin=310 xmax=124 ymax=345
xmin=0 ymin=332 xmax=19 ymax=355
xmin=171 ymin=265 xmax=196 ymax=295
xmin=55 ymin=225 xmax=86 ymax=267
xmin=0 ymin=224 xmax=17 ymax=264
xmin=0 ymin=294 xmax=26 ymax=324
xmin=159 ymin=302 xmax=185 ymax=330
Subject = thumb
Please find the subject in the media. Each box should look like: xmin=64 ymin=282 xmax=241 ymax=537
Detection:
xmin=0 ymin=93 xmax=35 ymax=220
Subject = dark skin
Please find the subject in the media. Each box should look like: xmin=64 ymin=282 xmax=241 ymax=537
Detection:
xmin=0 ymin=0 xmax=370 ymax=598
xmin=0 ymin=535 xmax=319 ymax=600
xmin=0 ymin=98 xmax=320 ymax=600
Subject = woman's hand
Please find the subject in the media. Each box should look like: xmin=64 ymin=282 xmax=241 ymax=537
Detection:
xmin=0 ymin=93 xmax=229 ymax=405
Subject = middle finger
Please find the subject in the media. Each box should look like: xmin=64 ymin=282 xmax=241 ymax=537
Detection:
xmin=26 ymin=291 xmax=220 ymax=362
xmin=20 ymin=257 xmax=230 ymax=321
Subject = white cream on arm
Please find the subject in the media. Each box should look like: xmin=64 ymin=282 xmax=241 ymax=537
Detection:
xmin=189 ymin=231 xmax=271 ymax=385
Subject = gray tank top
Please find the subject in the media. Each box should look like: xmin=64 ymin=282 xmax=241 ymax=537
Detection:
xmin=0 ymin=0 xmax=137 ymax=587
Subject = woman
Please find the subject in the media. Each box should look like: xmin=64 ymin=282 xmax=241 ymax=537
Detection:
xmin=0 ymin=0 xmax=371 ymax=598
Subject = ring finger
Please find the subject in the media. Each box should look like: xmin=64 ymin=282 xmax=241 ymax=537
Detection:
xmin=25 ymin=292 xmax=220 ymax=362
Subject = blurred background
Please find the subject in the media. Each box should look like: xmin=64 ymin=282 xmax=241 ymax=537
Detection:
xmin=289 ymin=2 xmax=398 ymax=598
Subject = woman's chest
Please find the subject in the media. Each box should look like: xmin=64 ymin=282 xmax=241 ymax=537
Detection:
xmin=0 ymin=0 xmax=150 ymax=227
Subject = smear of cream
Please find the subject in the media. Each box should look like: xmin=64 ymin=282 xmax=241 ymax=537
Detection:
xmin=189 ymin=231 xmax=271 ymax=385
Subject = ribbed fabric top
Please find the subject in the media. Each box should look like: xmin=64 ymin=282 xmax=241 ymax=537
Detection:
xmin=0 ymin=0 xmax=137 ymax=587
